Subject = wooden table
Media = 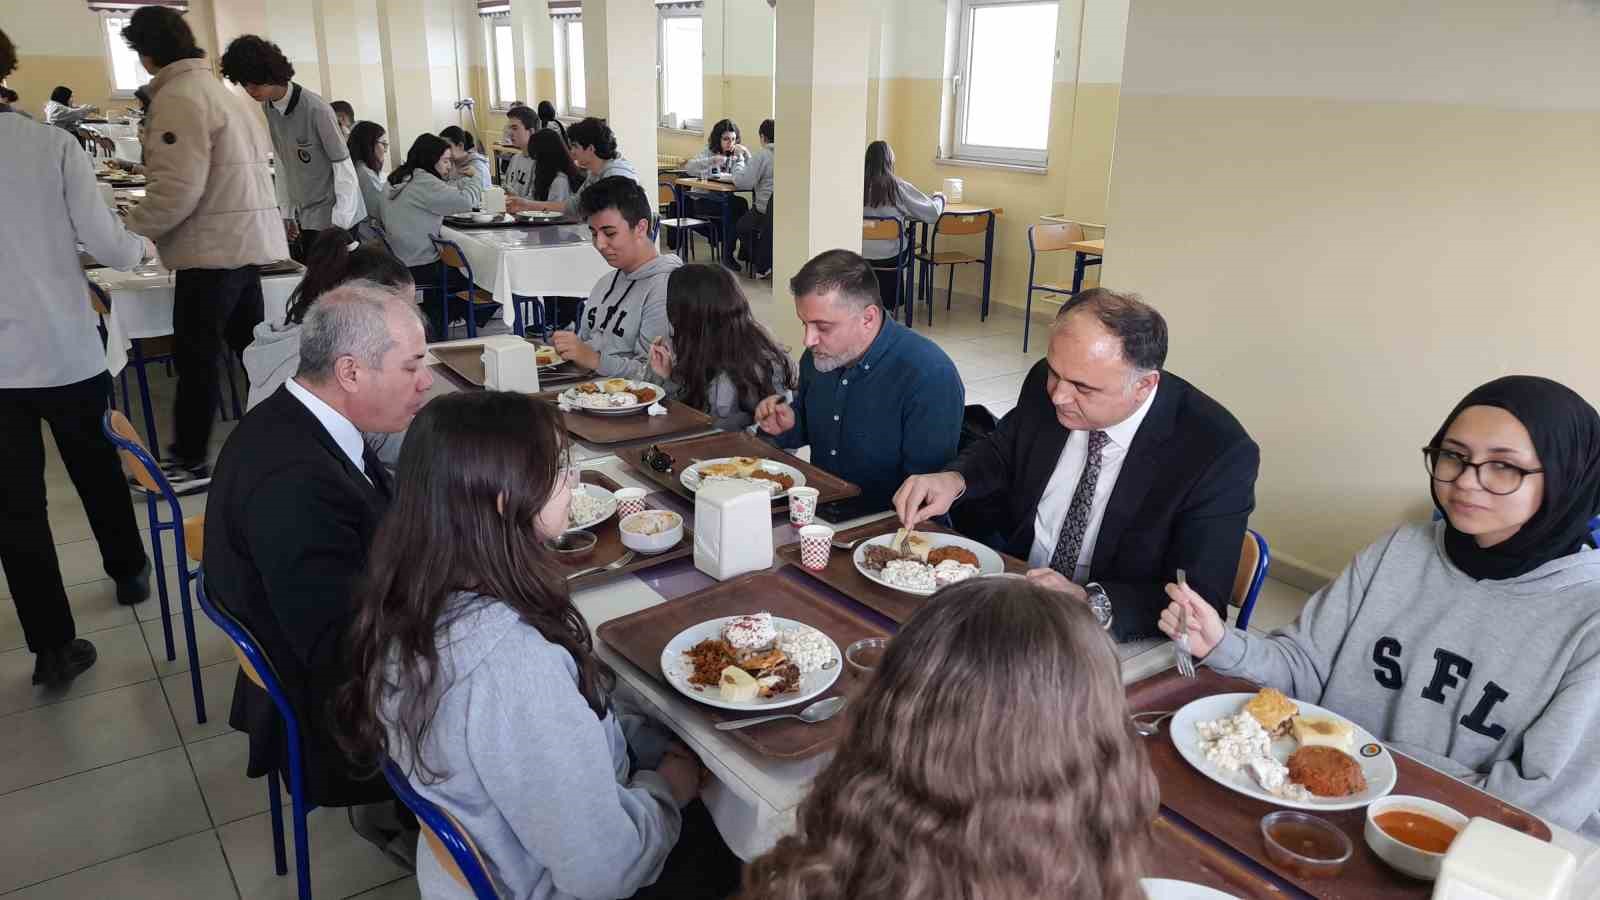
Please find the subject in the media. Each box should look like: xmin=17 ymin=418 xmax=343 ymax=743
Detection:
xmin=672 ymin=177 xmax=751 ymax=263
xmin=1065 ymin=237 xmax=1104 ymax=293
xmin=909 ymin=201 xmax=1004 ymax=324
xmin=490 ymin=142 xmax=520 ymax=183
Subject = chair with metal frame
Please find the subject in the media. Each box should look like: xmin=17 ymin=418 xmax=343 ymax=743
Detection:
xmin=101 ymin=411 xmax=207 ymax=723
xmin=1022 ymin=221 xmax=1102 ymax=352
xmin=863 ymin=216 xmax=914 ymax=324
xmin=430 ymin=237 xmax=510 ymax=340
xmin=382 ymin=759 xmax=501 ymax=898
xmin=657 ymin=182 xmax=712 ymax=261
xmin=1230 ymin=529 xmax=1272 ymax=631
xmin=912 ymin=210 xmax=994 ymax=327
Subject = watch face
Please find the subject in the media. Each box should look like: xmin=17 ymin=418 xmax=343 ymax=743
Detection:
xmin=1084 ymin=582 xmax=1113 ymax=630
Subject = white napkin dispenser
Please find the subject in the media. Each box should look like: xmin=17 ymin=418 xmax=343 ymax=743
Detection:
xmin=479 ymin=335 xmax=541 ymax=393
xmin=480 ymin=186 xmax=507 ymax=214
xmin=694 ymin=480 xmax=773 ymax=581
xmin=1432 ymin=817 xmax=1576 ymax=900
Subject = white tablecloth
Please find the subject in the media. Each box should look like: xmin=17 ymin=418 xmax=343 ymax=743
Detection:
xmin=83 ymin=121 xmax=138 ymax=140
xmin=439 ymin=225 xmax=611 ymax=327
xmin=89 ymin=265 xmax=302 ymax=375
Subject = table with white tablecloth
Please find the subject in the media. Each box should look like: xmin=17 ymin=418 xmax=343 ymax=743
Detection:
xmin=83 ymin=121 xmax=142 ymax=164
xmin=439 ymin=224 xmax=611 ymax=328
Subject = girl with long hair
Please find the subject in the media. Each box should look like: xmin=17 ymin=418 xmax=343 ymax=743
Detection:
xmin=741 ymin=576 xmax=1159 ymax=900
xmin=862 ymin=139 xmax=945 ymax=312
xmin=383 ymin=133 xmax=494 ymax=333
xmin=537 ymin=98 xmax=567 ymax=139
xmin=648 ymin=263 xmax=794 ymax=431
xmin=439 ymin=124 xmax=492 ymax=190
xmin=346 ymin=120 xmax=388 ymax=237
xmin=530 ymin=126 xmax=582 ymax=204
xmin=683 ymin=118 xmax=751 ymax=268
xmin=339 ymin=392 xmax=738 ymax=899
xmin=1165 ymin=376 xmax=1600 ymax=837
xmin=511 ymin=117 xmax=641 ymax=217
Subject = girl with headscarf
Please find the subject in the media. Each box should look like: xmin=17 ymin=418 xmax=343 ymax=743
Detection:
xmin=1162 ymin=376 xmax=1600 ymax=837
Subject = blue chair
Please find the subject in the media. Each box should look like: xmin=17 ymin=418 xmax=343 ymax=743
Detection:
xmin=102 ymin=411 xmax=207 ymax=724
xmin=429 ymin=237 xmax=508 ymax=340
xmin=863 ymin=216 xmax=913 ymax=323
xmin=194 ymin=570 xmax=317 ymax=900
xmin=1022 ymin=221 xmax=1102 ymax=353
xmin=382 ymin=759 xmax=500 ymax=898
xmin=1231 ymin=529 xmax=1271 ymax=631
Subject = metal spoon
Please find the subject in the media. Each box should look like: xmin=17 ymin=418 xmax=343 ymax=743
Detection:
xmin=1131 ymin=710 xmax=1175 ymax=737
xmin=715 ymin=696 xmax=848 ymax=731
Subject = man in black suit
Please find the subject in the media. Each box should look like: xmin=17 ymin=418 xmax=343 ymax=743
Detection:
xmin=894 ymin=289 xmax=1259 ymax=640
xmin=204 ymin=280 xmax=432 ymax=861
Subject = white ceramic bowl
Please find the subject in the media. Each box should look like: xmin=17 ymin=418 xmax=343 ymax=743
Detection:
xmin=619 ymin=510 xmax=683 ymax=555
xmin=471 ymin=212 xmax=497 ymax=223
xmin=1364 ymin=794 xmax=1468 ymax=881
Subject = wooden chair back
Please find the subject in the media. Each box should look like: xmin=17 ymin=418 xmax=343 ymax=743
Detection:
xmin=862 ymin=217 xmax=903 ymax=242
xmin=658 ymin=184 xmax=677 ymax=207
xmin=184 ymin=514 xmax=205 ymax=564
xmin=936 ymin=211 xmax=992 ymax=237
xmin=421 ymin=807 xmax=496 ymax=891
xmin=108 ymin=410 xmax=163 ymax=494
xmin=1230 ymin=531 xmax=1262 ymax=610
xmin=88 ymin=283 xmax=111 ymax=316
xmin=1031 ymin=221 xmax=1087 ymax=252
xmin=436 ymin=241 xmax=468 ymax=271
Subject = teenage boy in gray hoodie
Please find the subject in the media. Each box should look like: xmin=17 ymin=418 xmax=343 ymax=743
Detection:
xmin=509 ymin=116 xmax=641 ymax=220
xmin=550 ymin=177 xmax=682 ymax=382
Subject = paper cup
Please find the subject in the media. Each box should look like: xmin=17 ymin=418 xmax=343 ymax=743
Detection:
xmin=798 ymin=524 xmax=835 ymax=571
xmin=614 ymin=487 xmax=648 ymax=519
xmin=788 ymin=486 xmax=820 ymax=525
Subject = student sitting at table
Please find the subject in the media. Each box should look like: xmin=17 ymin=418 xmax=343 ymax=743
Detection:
xmin=741 ymin=576 xmax=1158 ymax=900
xmin=734 ymin=118 xmax=775 ymax=278
xmin=42 ymin=85 xmax=95 ymax=131
xmin=382 ymin=133 xmax=496 ymax=334
xmin=346 ymin=121 xmax=388 ymax=242
xmin=338 ymin=391 xmax=741 ymax=899
xmin=537 ymin=99 xmax=566 ymax=139
xmin=528 ymin=127 xmax=582 ymax=205
xmin=509 ymin=117 xmax=641 ymax=219
xmin=648 ymin=263 xmax=794 ymax=431
xmin=438 ymin=125 xmax=492 ymax=191
xmin=862 ymin=140 xmax=944 ymax=313
xmin=549 ymin=176 xmax=681 ymax=380
xmin=682 ymin=118 xmax=750 ymax=269
xmin=1163 ymin=375 xmax=1600 ymax=838
xmin=755 ymin=249 xmax=964 ymax=510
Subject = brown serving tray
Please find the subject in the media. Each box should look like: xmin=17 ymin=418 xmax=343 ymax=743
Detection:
xmin=1128 ymin=669 xmax=1551 ymax=899
xmin=559 ymin=472 xmax=693 ymax=587
xmin=431 ymin=344 xmax=585 ymax=390
xmin=531 ymin=387 xmax=714 ymax=445
xmin=615 ymin=431 xmax=860 ymax=512
xmin=778 ymin=519 xmax=1027 ymax=624
xmin=444 ymin=214 xmax=533 ymax=230
xmin=596 ymin=567 xmax=890 ymax=759
xmin=1147 ymin=815 xmax=1294 ymax=898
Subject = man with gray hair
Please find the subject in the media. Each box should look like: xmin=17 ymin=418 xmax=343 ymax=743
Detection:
xmin=894 ymin=288 xmax=1259 ymax=641
xmin=204 ymin=281 xmax=431 ymax=864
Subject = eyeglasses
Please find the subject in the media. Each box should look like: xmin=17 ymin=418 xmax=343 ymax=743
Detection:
xmin=1422 ymin=446 xmax=1543 ymax=496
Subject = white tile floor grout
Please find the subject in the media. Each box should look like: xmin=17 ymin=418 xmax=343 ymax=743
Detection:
xmin=1 ymin=244 xmax=1311 ymax=897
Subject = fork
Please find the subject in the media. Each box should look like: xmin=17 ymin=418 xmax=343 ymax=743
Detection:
xmin=831 ymin=537 xmax=865 ymax=551
xmin=1173 ymin=567 xmax=1197 ymax=678
xmin=567 ymin=551 xmax=637 ymax=581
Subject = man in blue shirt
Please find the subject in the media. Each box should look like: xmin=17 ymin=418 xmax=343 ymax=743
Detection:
xmin=755 ymin=249 xmax=964 ymax=507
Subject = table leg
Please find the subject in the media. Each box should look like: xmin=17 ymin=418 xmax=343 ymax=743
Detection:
xmin=721 ymin=195 xmax=734 ymax=266
xmin=1072 ymin=251 xmax=1087 ymax=294
xmin=980 ymin=216 xmax=996 ymax=321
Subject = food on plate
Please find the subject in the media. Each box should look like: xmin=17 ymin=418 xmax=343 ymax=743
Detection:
xmin=861 ymin=534 xmax=983 ymax=591
xmin=1374 ymin=810 xmax=1459 ymax=854
xmin=686 ymin=639 xmax=737 ymax=686
xmin=699 ymin=462 xmax=743 ymax=479
xmin=932 ymin=559 xmax=981 ymax=587
xmin=533 ymin=345 xmax=561 ymax=365
xmin=621 ymin=511 xmax=680 ymax=536
xmin=643 ymin=443 xmax=675 ymax=473
xmin=748 ymin=469 xmax=795 ymax=492
xmin=880 ymin=559 xmax=938 ymax=592
xmin=695 ymin=459 xmax=794 ymax=496
xmin=730 ymin=456 xmax=762 ymax=475
xmin=1245 ymin=687 xmax=1300 ymax=736
xmin=682 ymin=613 xmax=832 ymax=700
xmin=1286 ymin=746 xmax=1367 ymax=798
xmin=891 ymin=528 xmax=934 ymax=562
xmin=719 ymin=666 xmax=760 ymax=702
xmin=566 ymin=488 xmax=612 ymax=528
xmin=927 ymin=546 xmax=980 ymax=567
xmin=775 ymin=627 xmax=834 ymax=675
xmin=1247 ymin=756 xmax=1313 ymax=803
xmin=723 ymin=612 xmax=777 ymax=653
xmin=1292 ymin=716 xmax=1354 ymax=754
xmin=862 ymin=544 xmax=903 ymax=572
xmin=575 ymin=382 xmax=601 ymax=394
xmin=632 ymin=386 xmax=659 ymax=405
xmin=1196 ymin=712 xmax=1272 ymax=774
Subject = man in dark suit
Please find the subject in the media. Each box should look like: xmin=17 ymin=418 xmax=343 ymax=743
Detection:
xmin=894 ymin=289 xmax=1259 ymax=640
xmin=204 ymin=280 xmax=432 ymax=860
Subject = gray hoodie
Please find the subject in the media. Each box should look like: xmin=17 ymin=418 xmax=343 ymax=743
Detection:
xmin=863 ymin=177 xmax=944 ymax=260
xmin=577 ymin=253 xmax=682 ymax=381
xmin=565 ymin=155 xmax=642 ymax=219
xmin=1206 ymin=521 xmax=1600 ymax=837
xmin=382 ymin=595 xmax=681 ymax=900
xmin=382 ymin=168 xmax=483 ymax=267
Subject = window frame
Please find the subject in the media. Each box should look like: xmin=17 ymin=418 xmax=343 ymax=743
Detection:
xmin=553 ymin=16 xmax=587 ymax=117
xmin=483 ymin=15 xmax=518 ymax=111
xmin=99 ymin=13 xmax=153 ymax=99
xmin=656 ymin=7 xmax=704 ymax=132
xmin=949 ymin=0 xmax=1058 ymax=168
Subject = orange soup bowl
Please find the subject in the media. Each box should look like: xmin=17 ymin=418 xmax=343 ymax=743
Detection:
xmin=1364 ymin=795 xmax=1468 ymax=880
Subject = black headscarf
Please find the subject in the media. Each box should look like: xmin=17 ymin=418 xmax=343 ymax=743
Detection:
xmin=1429 ymin=376 xmax=1600 ymax=581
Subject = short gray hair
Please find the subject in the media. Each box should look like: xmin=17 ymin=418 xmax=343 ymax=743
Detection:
xmin=296 ymin=280 xmax=413 ymax=381
xmin=789 ymin=249 xmax=880 ymax=312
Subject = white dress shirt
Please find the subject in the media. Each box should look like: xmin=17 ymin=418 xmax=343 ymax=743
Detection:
xmin=1028 ymin=385 xmax=1160 ymax=578
xmin=270 ymin=86 xmax=363 ymax=229
xmin=284 ymin=377 xmax=371 ymax=484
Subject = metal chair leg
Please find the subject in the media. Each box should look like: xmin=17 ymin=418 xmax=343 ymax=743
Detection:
xmin=130 ymin=341 xmax=161 ymax=463
xmin=149 ymin=499 xmax=175 ymax=660
xmin=177 ymin=565 xmax=206 ymax=723
xmin=268 ymin=769 xmax=287 ymax=876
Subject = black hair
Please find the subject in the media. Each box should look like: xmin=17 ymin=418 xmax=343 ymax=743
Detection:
xmin=438 ymin=125 xmax=475 ymax=152
xmin=864 ymin=140 xmax=898 ymax=208
xmin=133 ymin=86 xmax=151 ymax=114
xmin=577 ymin=176 xmax=652 ymax=230
xmin=0 ymin=87 xmax=18 ymax=104
xmin=759 ymin=118 xmax=774 ymax=143
xmin=285 ymin=229 xmax=413 ymax=325
xmin=389 ymin=133 xmax=451 ymax=187
xmin=219 ymin=35 xmax=295 ymax=86
xmin=565 ymin=117 xmax=618 ymax=160
xmin=347 ymin=120 xmax=386 ymax=173
xmin=530 ymin=128 xmax=582 ymax=202
xmin=0 ymin=28 xmax=15 ymax=81
xmin=506 ymin=105 xmax=540 ymax=155
xmin=537 ymin=100 xmax=566 ymax=139
xmin=120 ymin=7 xmax=205 ymax=68
xmin=50 ymin=86 xmax=73 ymax=105
xmin=330 ymin=100 xmax=354 ymax=122
xmin=706 ymin=118 xmax=739 ymax=155
xmin=1057 ymin=288 xmax=1169 ymax=372
xmin=790 ymin=249 xmax=882 ymax=311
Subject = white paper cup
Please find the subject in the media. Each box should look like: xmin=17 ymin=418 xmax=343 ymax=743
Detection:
xmin=798 ymin=524 xmax=835 ymax=571
xmin=614 ymin=487 xmax=648 ymax=519
xmin=788 ymin=486 xmax=820 ymax=525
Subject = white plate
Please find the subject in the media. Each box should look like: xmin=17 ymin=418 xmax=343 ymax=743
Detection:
xmin=516 ymin=210 xmax=563 ymax=221
xmin=851 ymin=533 xmax=1005 ymax=596
xmin=558 ymin=380 xmax=664 ymax=416
xmin=1170 ymin=693 xmax=1397 ymax=812
xmin=566 ymin=483 xmax=617 ymax=532
xmin=1141 ymin=878 xmax=1240 ymax=900
xmin=680 ymin=457 xmax=807 ymax=499
xmin=659 ymin=616 xmax=841 ymax=711
xmin=530 ymin=344 xmax=564 ymax=370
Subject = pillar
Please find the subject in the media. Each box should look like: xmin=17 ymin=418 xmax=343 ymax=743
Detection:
xmin=376 ymin=0 xmax=463 ymax=158
xmin=581 ymin=0 xmax=658 ymax=186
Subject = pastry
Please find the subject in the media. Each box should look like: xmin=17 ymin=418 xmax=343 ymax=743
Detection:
xmin=731 ymin=456 xmax=762 ymax=476
xmin=699 ymin=462 xmax=742 ymax=479
xmin=891 ymin=528 xmax=933 ymax=563
xmin=1292 ymin=717 xmax=1355 ymax=753
xmin=1244 ymin=688 xmax=1299 ymax=736
xmin=602 ymin=378 xmax=631 ymax=394
xmin=722 ymin=613 xmax=777 ymax=654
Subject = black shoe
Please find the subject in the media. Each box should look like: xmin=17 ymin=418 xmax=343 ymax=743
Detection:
xmin=159 ymin=459 xmax=212 ymax=495
xmin=116 ymin=563 xmax=151 ymax=606
xmin=32 ymin=638 xmax=98 ymax=686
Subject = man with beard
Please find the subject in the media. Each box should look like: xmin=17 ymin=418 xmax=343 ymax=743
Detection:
xmin=755 ymin=249 xmax=963 ymax=508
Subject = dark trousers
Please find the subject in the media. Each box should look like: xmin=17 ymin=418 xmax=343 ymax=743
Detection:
xmin=866 ymin=253 xmax=908 ymax=313
xmin=689 ymin=195 xmax=750 ymax=265
xmin=409 ymin=262 xmax=499 ymax=339
xmin=172 ymin=266 xmax=264 ymax=463
xmin=0 ymin=372 xmax=148 ymax=653
xmin=736 ymin=201 xmax=772 ymax=273
xmin=629 ymin=800 xmax=742 ymax=900
xmin=292 ymin=228 xmax=323 ymax=263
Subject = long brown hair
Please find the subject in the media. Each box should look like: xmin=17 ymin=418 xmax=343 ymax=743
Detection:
xmin=337 ymin=391 xmax=612 ymax=783
xmin=665 ymin=264 xmax=795 ymax=415
xmin=740 ymin=577 xmax=1158 ymax=900
xmin=863 ymin=140 xmax=899 ymax=208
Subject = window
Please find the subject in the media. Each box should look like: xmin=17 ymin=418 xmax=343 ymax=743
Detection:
xmin=951 ymin=0 xmax=1058 ymax=166
xmin=484 ymin=18 xmax=517 ymax=109
xmin=101 ymin=15 xmax=153 ymax=96
xmin=657 ymin=11 xmax=702 ymax=130
xmin=554 ymin=18 xmax=586 ymax=115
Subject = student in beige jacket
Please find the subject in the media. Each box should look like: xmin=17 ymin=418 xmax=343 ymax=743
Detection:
xmin=120 ymin=7 xmax=288 ymax=491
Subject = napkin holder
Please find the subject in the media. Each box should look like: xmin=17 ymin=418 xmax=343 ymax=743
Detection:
xmin=479 ymin=335 xmax=540 ymax=393
xmin=480 ymin=186 xmax=507 ymax=214
xmin=694 ymin=480 xmax=773 ymax=581
xmin=1432 ymin=817 xmax=1576 ymax=900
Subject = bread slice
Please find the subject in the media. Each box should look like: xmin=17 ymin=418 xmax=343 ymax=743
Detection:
xmin=1244 ymin=688 xmax=1299 ymax=736
xmin=699 ymin=462 xmax=742 ymax=479
xmin=892 ymin=528 xmax=933 ymax=563
xmin=731 ymin=456 xmax=762 ymax=476
xmin=1291 ymin=716 xmax=1354 ymax=753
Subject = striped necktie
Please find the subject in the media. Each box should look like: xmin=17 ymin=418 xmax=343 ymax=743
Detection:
xmin=1049 ymin=430 xmax=1109 ymax=579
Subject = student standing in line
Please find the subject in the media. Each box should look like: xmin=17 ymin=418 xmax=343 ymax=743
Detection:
xmin=862 ymin=139 xmax=943 ymax=313
xmin=120 ymin=8 xmax=289 ymax=490
xmin=439 ymin=125 xmax=492 ymax=190
xmin=734 ymin=118 xmax=775 ymax=278
xmin=500 ymin=105 xmax=539 ymax=200
xmin=383 ymin=133 xmax=494 ymax=334
xmin=220 ymin=35 xmax=365 ymax=256
xmin=510 ymin=117 xmax=641 ymax=219
xmin=537 ymin=99 xmax=566 ymax=139
xmin=683 ymin=118 xmax=750 ymax=269
xmin=346 ymin=121 xmax=388 ymax=242
xmin=330 ymin=99 xmax=354 ymax=141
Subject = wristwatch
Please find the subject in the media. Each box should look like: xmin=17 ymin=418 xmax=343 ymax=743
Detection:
xmin=1084 ymin=582 xmax=1114 ymax=631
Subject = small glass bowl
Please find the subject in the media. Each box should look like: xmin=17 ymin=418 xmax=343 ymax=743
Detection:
xmin=546 ymin=529 xmax=597 ymax=563
xmin=1260 ymin=810 xmax=1353 ymax=879
xmin=844 ymin=638 xmax=889 ymax=678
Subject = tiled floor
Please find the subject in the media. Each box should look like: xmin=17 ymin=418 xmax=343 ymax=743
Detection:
xmin=1 ymin=255 xmax=1311 ymax=897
